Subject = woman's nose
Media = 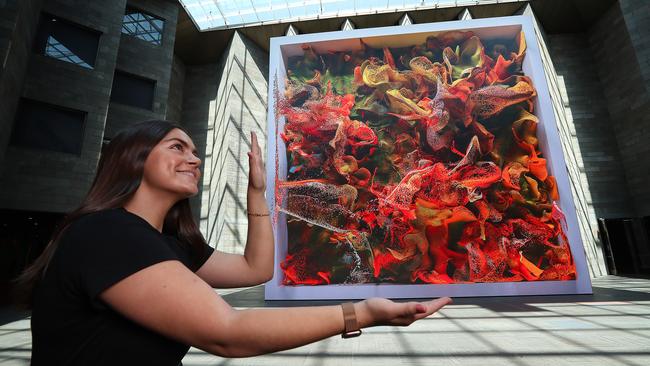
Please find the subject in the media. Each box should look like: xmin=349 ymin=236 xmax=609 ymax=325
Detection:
xmin=188 ymin=154 xmax=201 ymax=166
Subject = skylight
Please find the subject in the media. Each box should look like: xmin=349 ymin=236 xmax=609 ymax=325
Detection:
xmin=179 ymin=1 xmax=522 ymax=31
xmin=122 ymin=8 xmax=165 ymax=45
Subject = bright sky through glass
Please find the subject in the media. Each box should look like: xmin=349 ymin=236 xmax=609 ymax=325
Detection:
xmin=179 ymin=1 xmax=512 ymax=31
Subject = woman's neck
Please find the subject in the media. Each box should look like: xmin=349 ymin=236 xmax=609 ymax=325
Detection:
xmin=123 ymin=189 xmax=176 ymax=233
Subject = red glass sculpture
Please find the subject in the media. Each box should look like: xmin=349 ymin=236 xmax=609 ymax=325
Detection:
xmin=276 ymin=31 xmax=576 ymax=285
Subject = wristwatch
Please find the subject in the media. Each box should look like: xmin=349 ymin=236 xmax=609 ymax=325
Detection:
xmin=341 ymin=302 xmax=362 ymax=338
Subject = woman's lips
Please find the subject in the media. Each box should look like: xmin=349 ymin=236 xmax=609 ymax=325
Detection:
xmin=177 ymin=171 xmax=197 ymax=179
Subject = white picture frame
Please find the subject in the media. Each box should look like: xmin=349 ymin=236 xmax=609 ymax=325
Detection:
xmin=264 ymin=15 xmax=592 ymax=300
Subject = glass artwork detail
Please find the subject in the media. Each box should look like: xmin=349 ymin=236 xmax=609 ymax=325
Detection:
xmin=276 ymin=31 xmax=576 ymax=285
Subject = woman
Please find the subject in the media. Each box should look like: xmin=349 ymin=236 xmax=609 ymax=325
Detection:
xmin=17 ymin=120 xmax=452 ymax=365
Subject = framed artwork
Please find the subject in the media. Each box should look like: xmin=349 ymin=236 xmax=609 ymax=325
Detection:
xmin=265 ymin=15 xmax=592 ymax=300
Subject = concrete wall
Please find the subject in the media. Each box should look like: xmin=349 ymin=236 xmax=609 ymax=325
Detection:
xmin=181 ymin=31 xmax=269 ymax=253
xmin=0 ymin=0 xmax=181 ymax=213
xmin=0 ymin=0 xmax=43 ymax=171
xmin=104 ymin=0 xmax=179 ymax=138
xmin=0 ymin=0 xmax=126 ymax=213
xmin=166 ymin=53 xmax=185 ymax=123
xmin=589 ymin=0 xmax=650 ymax=217
xmin=619 ymin=0 xmax=650 ymax=90
xmin=547 ymin=34 xmax=632 ymax=219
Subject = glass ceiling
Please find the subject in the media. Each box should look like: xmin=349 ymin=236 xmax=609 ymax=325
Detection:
xmin=179 ymin=1 xmax=515 ymax=31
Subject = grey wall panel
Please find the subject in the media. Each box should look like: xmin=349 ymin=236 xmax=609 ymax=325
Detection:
xmin=0 ymin=0 xmax=43 ymax=172
xmin=105 ymin=0 xmax=179 ymax=138
xmin=589 ymin=0 xmax=650 ymax=217
xmin=181 ymin=31 xmax=269 ymax=253
xmin=0 ymin=0 xmax=126 ymax=213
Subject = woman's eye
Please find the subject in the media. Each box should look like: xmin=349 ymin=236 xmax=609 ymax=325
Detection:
xmin=173 ymin=144 xmax=183 ymax=150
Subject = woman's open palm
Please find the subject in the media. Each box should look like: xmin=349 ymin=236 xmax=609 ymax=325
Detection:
xmin=248 ymin=131 xmax=266 ymax=192
xmin=363 ymin=297 xmax=452 ymax=327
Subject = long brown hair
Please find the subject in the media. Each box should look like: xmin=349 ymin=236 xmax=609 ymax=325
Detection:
xmin=14 ymin=120 xmax=207 ymax=308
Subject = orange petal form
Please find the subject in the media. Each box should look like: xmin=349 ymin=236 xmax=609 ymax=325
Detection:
xmin=488 ymin=54 xmax=514 ymax=83
xmin=426 ymin=128 xmax=454 ymax=151
xmin=470 ymin=121 xmax=495 ymax=154
xmin=528 ymin=156 xmax=548 ymax=181
xmin=372 ymin=251 xmax=401 ymax=277
xmin=524 ymin=175 xmax=541 ymax=200
xmin=458 ymin=162 xmax=502 ymax=189
xmin=395 ymin=231 xmax=426 ymax=259
xmin=447 ymin=36 xmax=487 ymax=80
xmin=414 ymin=270 xmax=454 ymax=284
xmin=410 ymin=56 xmax=447 ymax=84
xmin=353 ymin=66 xmax=363 ymax=84
xmin=447 ymin=206 xmax=479 ymax=224
xmin=512 ymin=108 xmax=539 ymax=148
xmin=546 ymin=176 xmax=559 ymax=201
xmin=306 ymin=70 xmax=321 ymax=86
xmin=465 ymin=66 xmax=487 ymax=89
xmin=362 ymin=62 xmax=390 ymax=87
xmin=386 ymin=89 xmax=430 ymax=116
xmin=317 ymin=271 xmax=331 ymax=284
xmin=350 ymin=167 xmax=371 ymax=187
xmin=467 ymin=79 xmax=536 ymax=120
xmin=519 ymin=251 xmax=543 ymax=278
xmin=513 ymin=30 xmax=527 ymax=65
xmin=449 ymin=136 xmax=481 ymax=174
xmin=334 ymin=155 xmax=358 ymax=176
xmin=383 ymin=47 xmax=396 ymax=69
xmin=415 ymin=201 xmax=452 ymax=227
xmin=502 ymin=162 xmax=529 ymax=191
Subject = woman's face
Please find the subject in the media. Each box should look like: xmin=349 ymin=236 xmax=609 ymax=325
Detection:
xmin=142 ymin=128 xmax=202 ymax=199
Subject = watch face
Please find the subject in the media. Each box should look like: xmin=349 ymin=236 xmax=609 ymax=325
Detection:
xmin=342 ymin=329 xmax=362 ymax=339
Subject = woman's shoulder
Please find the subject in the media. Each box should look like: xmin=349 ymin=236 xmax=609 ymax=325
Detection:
xmin=57 ymin=208 xmax=174 ymax=267
xmin=68 ymin=207 xmax=129 ymax=228
xmin=63 ymin=208 xmax=156 ymax=241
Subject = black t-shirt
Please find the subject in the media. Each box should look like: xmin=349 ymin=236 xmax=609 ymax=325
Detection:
xmin=30 ymin=207 xmax=215 ymax=366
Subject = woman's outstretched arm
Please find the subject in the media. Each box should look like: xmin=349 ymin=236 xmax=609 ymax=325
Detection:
xmin=220 ymin=296 xmax=451 ymax=357
xmin=196 ymin=131 xmax=274 ymax=288
xmin=101 ymin=260 xmax=451 ymax=358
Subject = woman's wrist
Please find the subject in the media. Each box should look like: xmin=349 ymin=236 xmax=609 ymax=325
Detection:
xmin=247 ymin=186 xmax=266 ymax=197
xmin=247 ymin=187 xmax=269 ymax=216
xmin=353 ymin=300 xmax=374 ymax=329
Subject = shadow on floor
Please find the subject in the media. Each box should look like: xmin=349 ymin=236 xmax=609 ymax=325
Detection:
xmin=0 ymin=307 xmax=29 ymax=327
xmin=222 ymin=276 xmax=650 ymax=310
xmin=3 ymin=276 xmax=650 ymax=325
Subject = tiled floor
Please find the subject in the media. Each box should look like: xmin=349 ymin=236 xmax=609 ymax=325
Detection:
xmin=2 ymin=276 xmax=650 ymax=365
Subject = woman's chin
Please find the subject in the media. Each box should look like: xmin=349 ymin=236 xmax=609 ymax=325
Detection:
xmin=186 ymin=187 xmax=200 ymax=197
xmin=180 ymin=189 xmax=198 ymax=198
xmin=172 ymin=185 xmax=199 ymax=198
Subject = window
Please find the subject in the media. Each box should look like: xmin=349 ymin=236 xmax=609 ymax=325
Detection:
xmin=110 ymin=70 xmax=156 ymax=110
xmin=10 ymin=99 xmax=86 ymax=155
xmin=34 ymin=13 xmax=100 ymax=69
xmin=121 ymin=7 xmax=164 ymax=45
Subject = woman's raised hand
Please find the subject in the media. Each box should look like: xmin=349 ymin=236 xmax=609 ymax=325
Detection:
xmin=359 ymin=297 xmax=452 ymax=327
xmin=247 ymin=131 xmax=266 ymax=193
